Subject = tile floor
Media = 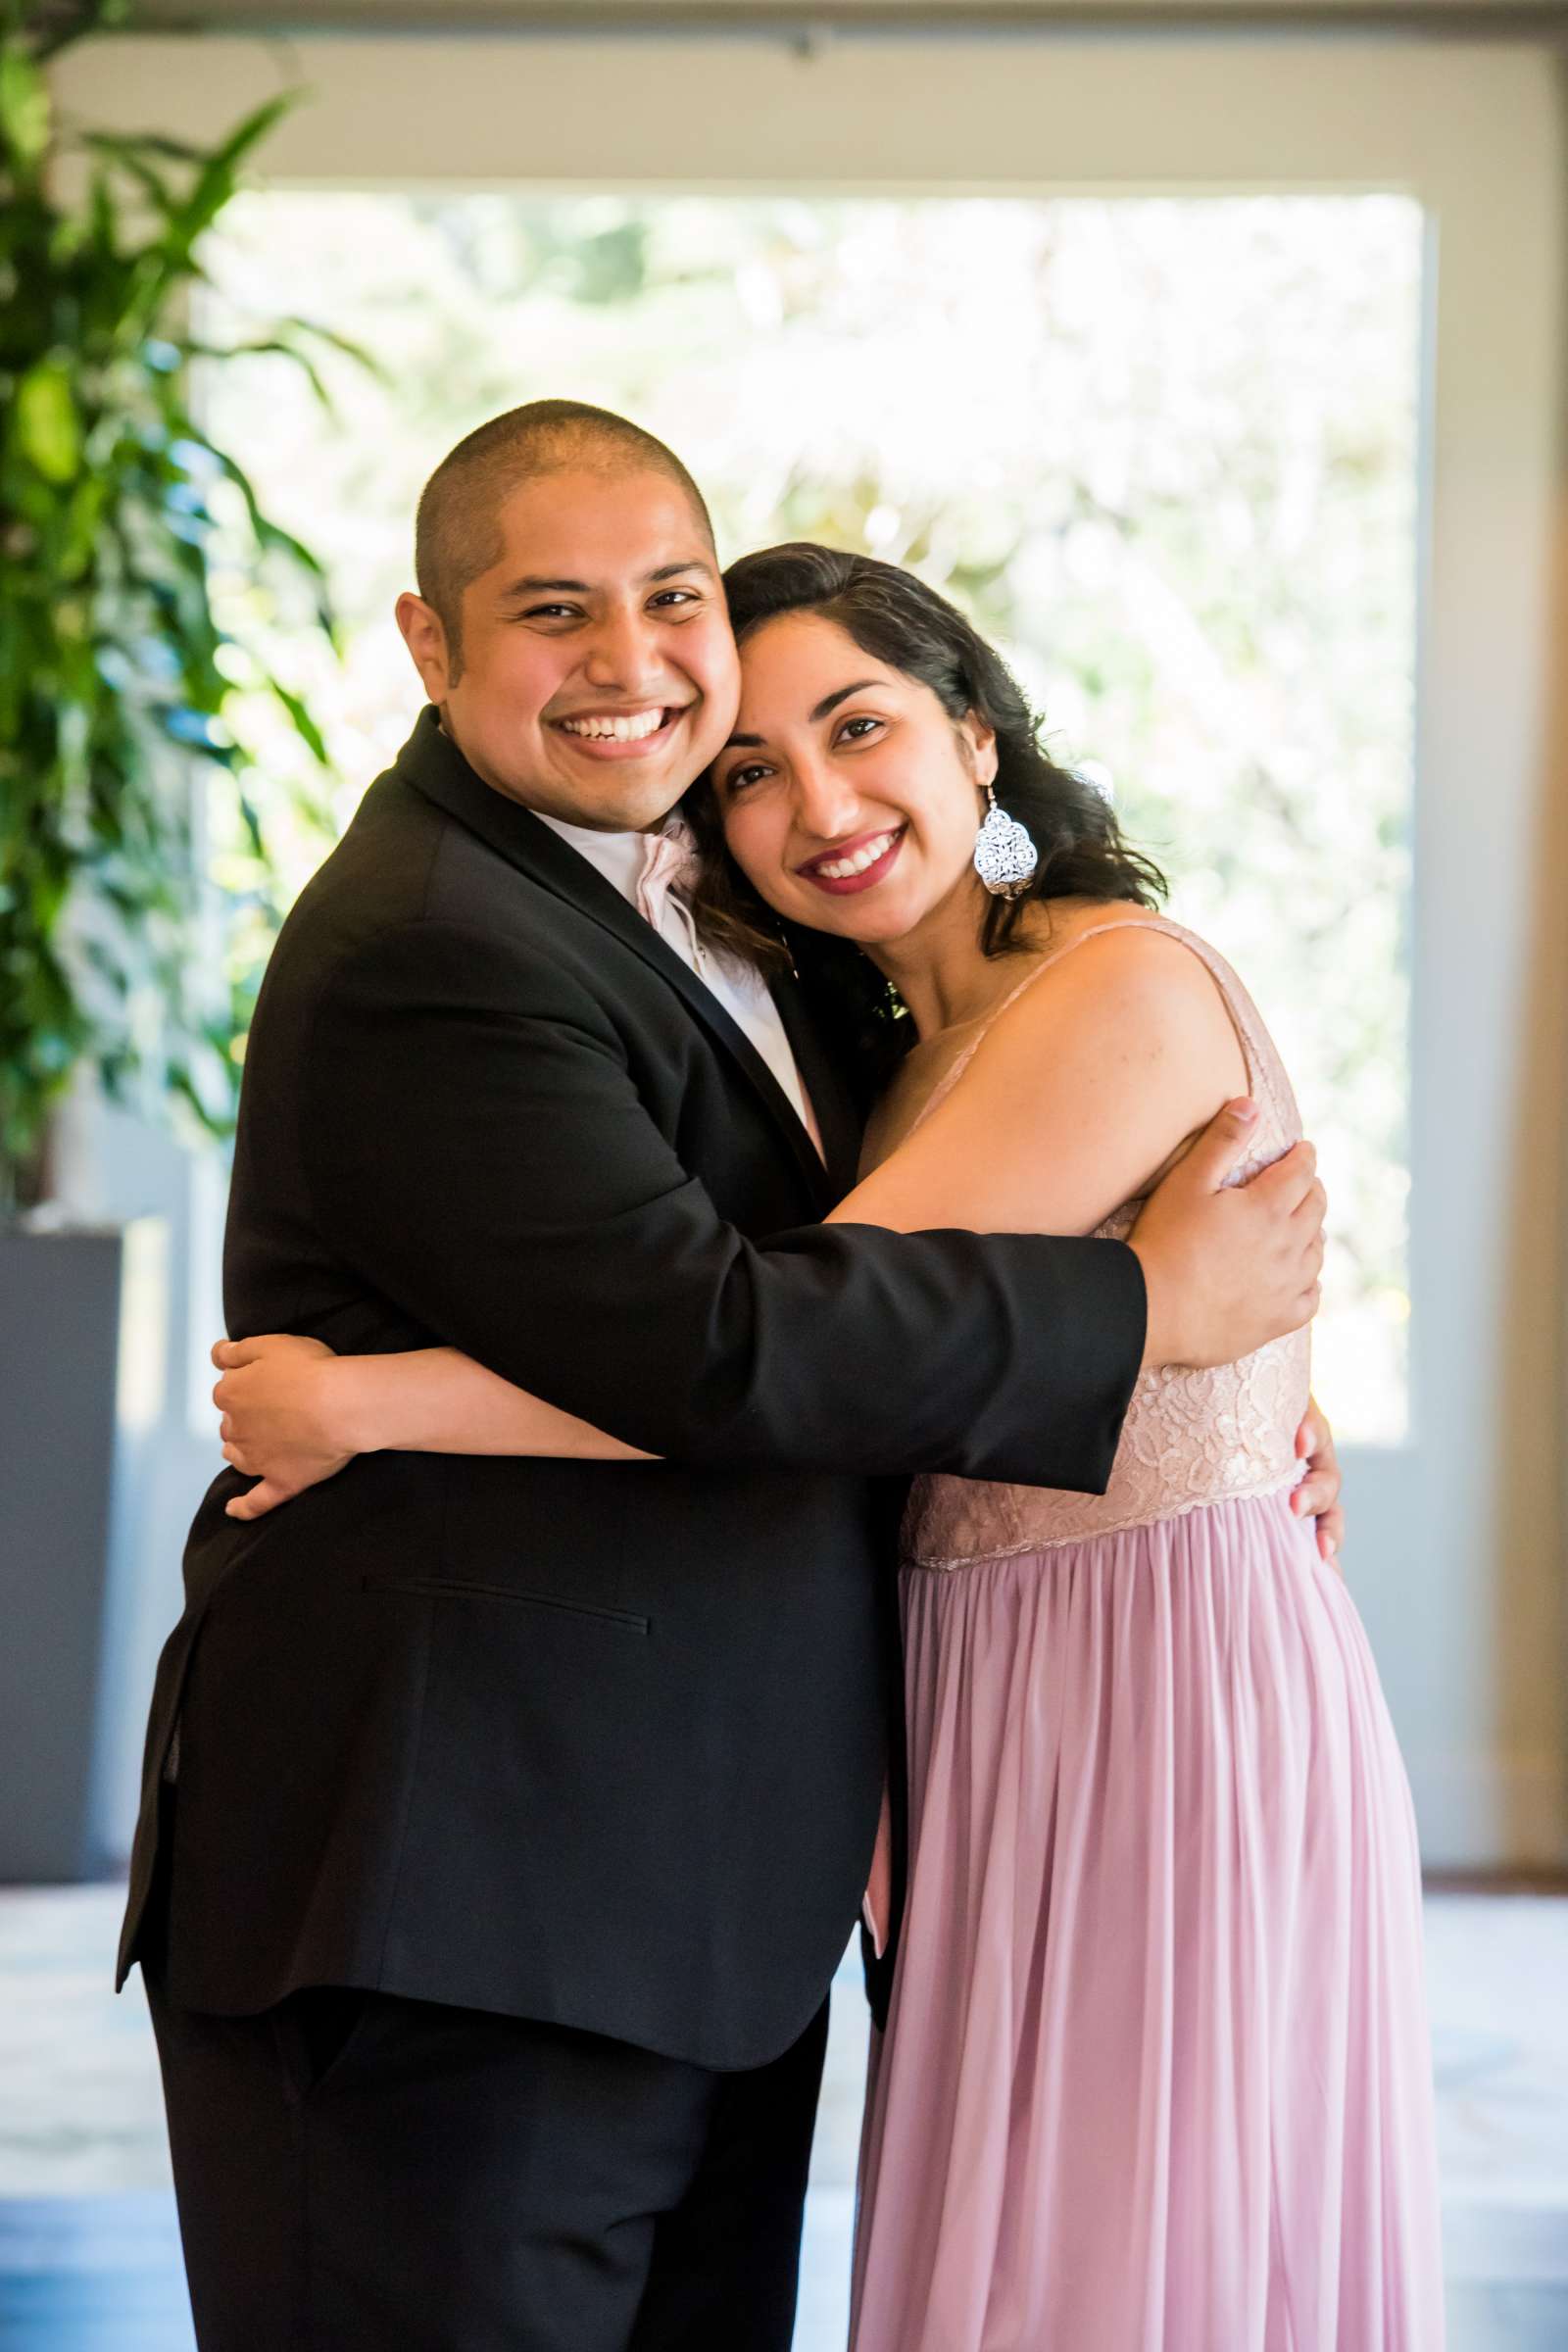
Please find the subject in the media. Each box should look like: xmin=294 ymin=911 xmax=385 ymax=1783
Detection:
xmin=0 ymin=1888 xmax=1563 ymax=2349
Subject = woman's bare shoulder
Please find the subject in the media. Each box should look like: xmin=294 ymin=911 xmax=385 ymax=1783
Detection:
xmin=837 ymin=910 xmax=1251 ymax=1237
xmin=984 ymin=907 xmax=1248 ymax=1073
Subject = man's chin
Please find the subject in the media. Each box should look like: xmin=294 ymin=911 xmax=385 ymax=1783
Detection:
xmin=527 ymin=766 xmax=695 ymax=834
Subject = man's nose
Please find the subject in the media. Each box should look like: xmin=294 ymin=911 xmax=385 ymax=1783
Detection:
xmin=579 ymin=608 xmax=665 ymax=698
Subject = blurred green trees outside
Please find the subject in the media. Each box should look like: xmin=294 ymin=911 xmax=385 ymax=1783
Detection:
xmin=200 ymin=189 xmax=1420 ymax=1438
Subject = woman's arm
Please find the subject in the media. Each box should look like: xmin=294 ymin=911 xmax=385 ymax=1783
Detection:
xmin=213 ymin=1333 xmax=650 ymax=1523
xmin=216 ymin=927 xmax=1308 ymax=1522
xmin=826 ymin=927 xmax=1250 ymax=1240
xmin=821 ymin=926 xmax=1343 ymax=1552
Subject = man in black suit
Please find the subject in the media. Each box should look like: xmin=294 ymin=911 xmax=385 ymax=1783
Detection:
xmin=121 ymin=402 xmax=1332 ymax=2352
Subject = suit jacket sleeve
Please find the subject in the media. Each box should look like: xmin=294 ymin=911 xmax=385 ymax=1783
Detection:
xmin=295 ymin=916 xmax=1146 ymax=1488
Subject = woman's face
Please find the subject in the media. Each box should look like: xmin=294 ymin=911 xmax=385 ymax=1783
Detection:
xmin=712 ymin=612 xmax=997 ymax=948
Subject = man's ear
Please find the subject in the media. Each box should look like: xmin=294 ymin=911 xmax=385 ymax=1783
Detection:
xmin=396 ymin=591 xmax=455 ymax=702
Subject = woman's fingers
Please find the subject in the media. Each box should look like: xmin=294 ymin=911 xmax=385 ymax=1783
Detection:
xmin=223 ymin=1478 xmax=290 ymax=1522
xmin=212 ymin=1333 xmax=335 ymax=1371
xmin=1317 ymin=1505 xmax=1346 ymax=1568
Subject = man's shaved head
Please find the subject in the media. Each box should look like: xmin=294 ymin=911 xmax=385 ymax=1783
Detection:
xmin=415 ymin=399 xmax=715 ymax=672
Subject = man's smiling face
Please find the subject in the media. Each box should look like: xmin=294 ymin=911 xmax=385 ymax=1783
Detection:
xmin=397 ymin=466 xmax=741 ymax=832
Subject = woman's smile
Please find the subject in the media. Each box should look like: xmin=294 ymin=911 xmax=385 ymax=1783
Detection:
xmin=714 ymin=612 xmax=996 ymax=963
xmin=795 ymin=825 xmax=908 ymax=896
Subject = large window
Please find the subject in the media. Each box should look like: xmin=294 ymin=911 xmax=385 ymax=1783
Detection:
xmin=202 ymin=188 xmax=1423 ymax=1441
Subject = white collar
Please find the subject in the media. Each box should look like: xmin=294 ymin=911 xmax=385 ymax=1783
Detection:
xmin=530 ymin=808 xmax=656 ymax=903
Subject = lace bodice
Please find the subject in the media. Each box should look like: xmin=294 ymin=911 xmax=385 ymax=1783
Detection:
xmin=900 ymin=914 xmax=1311 ymax=1569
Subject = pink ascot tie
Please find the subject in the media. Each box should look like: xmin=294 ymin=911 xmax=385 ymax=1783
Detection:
xmin=635 ymin=815 xmax=708 ymax=972
xmin=636 ymin=811 xmax=827 ymax=1161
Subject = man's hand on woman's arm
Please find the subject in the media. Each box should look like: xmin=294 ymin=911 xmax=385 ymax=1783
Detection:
xmin=1128 ymin=1101 xmax=1326 ymax=1371
xmin=1128 ymin=1102 xmax=1342 ymax=1567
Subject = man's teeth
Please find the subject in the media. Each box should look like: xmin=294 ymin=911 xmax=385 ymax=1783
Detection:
xmin=814 ymin=831 xmax=899 ymax=880
xmin=560 ymin=709 xmax=668 ymax=742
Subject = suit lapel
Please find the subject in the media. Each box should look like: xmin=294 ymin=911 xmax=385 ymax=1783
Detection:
xmin=397 ymin=710 xmax=839 ymax=1213
xmin=768 ymin=971 xmax=864 ymax=1203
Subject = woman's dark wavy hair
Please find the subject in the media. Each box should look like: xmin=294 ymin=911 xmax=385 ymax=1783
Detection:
xmin=686 ymin=542 xmax=1167 ymax=1103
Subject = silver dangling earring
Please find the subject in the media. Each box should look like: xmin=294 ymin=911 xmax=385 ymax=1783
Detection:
xmin=972 ymin=780 xmax=1038 ymax=900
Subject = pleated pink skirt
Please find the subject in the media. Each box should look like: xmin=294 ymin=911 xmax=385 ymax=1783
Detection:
xmin=850 ymin=1490 xmax=1446 ymax=2352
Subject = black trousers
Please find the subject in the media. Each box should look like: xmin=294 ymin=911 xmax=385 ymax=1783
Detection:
xmin=146 ymin=1969 xmax=829 ymax=2352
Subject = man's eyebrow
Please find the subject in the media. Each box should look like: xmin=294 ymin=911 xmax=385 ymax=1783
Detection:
xmin=497 ymin=558 xmax=716 ymax=602
xmin=498 ymin=575 xmax=591 ymax=598
xmin=722 ymin=681 xmax=884 ymax=752
xmin=646 ymin=559 xmax=716 ymax=583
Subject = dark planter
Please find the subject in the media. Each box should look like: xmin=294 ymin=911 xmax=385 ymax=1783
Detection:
xmin=0 ymin=1219 xmax=168 ymax=1882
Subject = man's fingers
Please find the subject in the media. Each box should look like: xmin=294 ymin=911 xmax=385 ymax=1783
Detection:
xmin=1294 ymin=1468 xmax=1338 ymax=1516
xmin=1290 ymin=1227 xmax=1325 ymax=1283
xmin=1181 ymin=1099 xmax=1262 ymax=1189
xmin=1253 ymin=1140 xmax=1319 ymax=1214
xmin=1262 ymin=1142 xmax=1318 ymax=1207
xmin=1171 ymin=1100 xmax=1264 ymax=1194
xmin=1292 ymin=1397 xmax=1343 ymax=1573
xmin=1290 ymin=1178 xmax=1327 ymax=1227
xmin=1290 ymin=1179 xmax=1328 ymax=1237
xmin=1280 ymin=1284 xmax=1320 ymax=1335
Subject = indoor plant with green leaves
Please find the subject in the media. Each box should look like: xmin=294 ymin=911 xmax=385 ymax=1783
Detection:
xmin=0 ymin=0 xmax=347 ymax=1877
xmin=1 ymin=0 xmax=347 ymax=1214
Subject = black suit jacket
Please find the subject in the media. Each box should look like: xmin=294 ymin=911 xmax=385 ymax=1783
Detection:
xmin=118 ymin=709 xmax=1146 ymax=2070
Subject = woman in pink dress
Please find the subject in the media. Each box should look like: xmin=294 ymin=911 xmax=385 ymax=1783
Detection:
xmin=215 ymin=544 xmax=1444 ymax=2348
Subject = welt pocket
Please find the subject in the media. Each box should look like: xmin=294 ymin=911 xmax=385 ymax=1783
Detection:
xmin=361 ymin=1574 xmax=649 ymax=1634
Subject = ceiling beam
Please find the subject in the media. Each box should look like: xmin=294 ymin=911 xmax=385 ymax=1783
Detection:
xmin=120 ymin=0 xmax=1568 ymax=39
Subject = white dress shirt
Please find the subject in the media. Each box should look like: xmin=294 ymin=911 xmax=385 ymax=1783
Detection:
xmin=531 ymin=808 xmax=876 ymax=1935
xmin=532 ymin=808 xmax=823 ymax=1156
